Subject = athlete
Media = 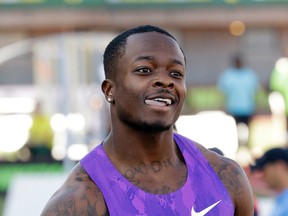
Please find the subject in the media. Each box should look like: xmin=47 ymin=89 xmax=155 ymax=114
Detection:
xmin=41 ymin=25 xmax=254 ymax=215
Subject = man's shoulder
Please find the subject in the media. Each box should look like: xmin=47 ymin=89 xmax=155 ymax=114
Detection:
xmin=51 ymin=164 xmax=103 ymax=201
xmin=40 ymin=163 xmax=108 ymax=216
xmin=176 ymin=134 xmax=243 ymax=179
xmin=204 ymin=150 xmax=245 ymax=181
xmin=65 ymin=163 xmax=102 ymax=195
xmin=204 ymin=151 xmax=254 ymax=213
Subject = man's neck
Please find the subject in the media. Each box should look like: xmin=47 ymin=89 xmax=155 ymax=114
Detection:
xmin=103 ymin=128 xmax=178 ymax=165
xmin=102 ymin=130 xmax=187 ymax=194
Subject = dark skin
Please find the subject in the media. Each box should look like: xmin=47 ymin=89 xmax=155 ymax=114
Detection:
xmin=41 ymin=32 xmax=254 ymax=216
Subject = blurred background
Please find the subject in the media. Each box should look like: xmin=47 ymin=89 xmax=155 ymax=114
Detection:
xmin=0 ymin=0 xmax=288 ymax=215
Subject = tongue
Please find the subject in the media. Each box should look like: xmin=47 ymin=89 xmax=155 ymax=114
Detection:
xmin=145 ymin=99 xmax=166 ymax=107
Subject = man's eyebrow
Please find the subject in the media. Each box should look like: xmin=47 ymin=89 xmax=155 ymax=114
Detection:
xmin=134 ymin=56 xmax=155 ymax=62
xmin=135 ymin=56 xmax=184 ymax=66
xmin=172 ymin=59 xmax=184 ymax=66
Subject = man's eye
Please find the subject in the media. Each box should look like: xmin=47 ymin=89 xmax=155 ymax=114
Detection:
xmin=171 ymin=71 xmax=184 ymax=78
xmin=137 ymin=68 xmax=151 ymax=73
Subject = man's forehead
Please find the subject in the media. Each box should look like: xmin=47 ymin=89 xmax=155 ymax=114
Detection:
xmin=125 ymin=32 xmax=184 ymax=59
xmin=126 ymin=31 xmax=177 ymax=47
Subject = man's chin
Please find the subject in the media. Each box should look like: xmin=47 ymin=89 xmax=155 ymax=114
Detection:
xmin=131 ymin=121 xmax=172 ymax=133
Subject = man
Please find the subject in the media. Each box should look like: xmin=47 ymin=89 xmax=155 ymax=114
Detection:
xmin=41 ymin=25 xmax=254 ymax=215
xmin=250 ymin=147 xmax=288 ymax=216
xmin=218 ymin=53 xmax=260 ymax=126
xmin=27 ymin=100 xmax=54 ymax=162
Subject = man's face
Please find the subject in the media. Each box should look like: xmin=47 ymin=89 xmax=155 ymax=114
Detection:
xmin=262 ymin=163 xmax=277 ymax=189
xmin=262 ymin=162 xmax=287 ymax=191
xmin=112 ymin=32 xmax=186 ymax=132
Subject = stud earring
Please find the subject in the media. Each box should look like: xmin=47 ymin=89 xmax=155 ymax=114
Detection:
xmin=107 ymin=97 xmax=113 ymax=102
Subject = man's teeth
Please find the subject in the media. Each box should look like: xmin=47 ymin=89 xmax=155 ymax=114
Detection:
xmin=154 ymin=98 xmax=172 ymax=105
xmin=145 ymin=98 xmax=172 ymax=106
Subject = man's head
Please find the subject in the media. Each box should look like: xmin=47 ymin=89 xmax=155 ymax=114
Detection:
xmin=250 ymin=147 xmax=288 ymax=191
xmin=250 ymin=148 xmax=288 ymax=171
xmin=231 ymin=53 xmax=244 ymax=69
xmin=103 ymin=25 xmax=185 ymax=80
xmin=102 ymin=25 xmax=186 ymax=133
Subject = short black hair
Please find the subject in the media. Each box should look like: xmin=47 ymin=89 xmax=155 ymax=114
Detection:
xmin=250 ymin=147 xmax=288 ymax=171
xmin=103 ymin=25 xmax=184 ymax=79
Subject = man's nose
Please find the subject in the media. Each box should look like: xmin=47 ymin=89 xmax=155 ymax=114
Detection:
xmin=153 ymin=74 xmax=174 ymax=88
xmin=153 ymin=79 xmax=174 ymax=88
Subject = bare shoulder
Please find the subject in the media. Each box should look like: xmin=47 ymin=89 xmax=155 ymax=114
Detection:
xmin=196 ymin=144 xmax=254 ymax=216
xmin=41 ymin=163 xmax=108 ymax=216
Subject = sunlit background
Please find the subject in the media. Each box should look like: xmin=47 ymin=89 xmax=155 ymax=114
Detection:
xmin=0 ymin=0 xmax=288 ymax=215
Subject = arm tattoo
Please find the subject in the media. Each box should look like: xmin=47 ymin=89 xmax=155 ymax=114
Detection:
xmin=42 ymin=166 xmax=109 ymax=216
xmin=212 ymin=158 xmax=245 ymax=196
xmin=197 ymin=144 xmax=245 ymax=197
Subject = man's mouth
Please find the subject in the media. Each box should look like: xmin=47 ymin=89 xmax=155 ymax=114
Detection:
xmin=145 ymin=98 xmax=172 ymax=106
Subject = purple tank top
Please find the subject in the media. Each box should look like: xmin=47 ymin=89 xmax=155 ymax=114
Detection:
xmin=80 ymin=133 xmax=234 ymax=215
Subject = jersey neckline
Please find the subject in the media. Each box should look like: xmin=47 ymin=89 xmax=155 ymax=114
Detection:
xmin=99 ymin=133 xmax=190 ymax=196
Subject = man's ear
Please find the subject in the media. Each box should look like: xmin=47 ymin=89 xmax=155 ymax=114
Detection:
xmin=102 ymin=79 xmax=115 ymax=103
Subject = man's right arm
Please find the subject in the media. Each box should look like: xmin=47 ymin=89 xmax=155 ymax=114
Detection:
xmin=41 ymin=164 xmax=109 ymax=216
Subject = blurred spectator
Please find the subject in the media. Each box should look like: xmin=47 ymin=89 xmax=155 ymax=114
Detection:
xmin=26 ymin=101 xmax=54 ymax=162
xmin=218 ymin=53 xmax=260 ymax=127
xmin=268 ymin=57 xmax=288 ymax=140
xmin=250 ymin=147 xmax=288 ymax=216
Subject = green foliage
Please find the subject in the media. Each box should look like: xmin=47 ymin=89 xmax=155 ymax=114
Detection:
xmin=186 ymin=86 xmax=270 ymax=114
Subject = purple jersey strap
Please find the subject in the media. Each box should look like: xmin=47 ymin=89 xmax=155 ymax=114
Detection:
xmin=80 ymin=133 xmax=234 ymax=215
